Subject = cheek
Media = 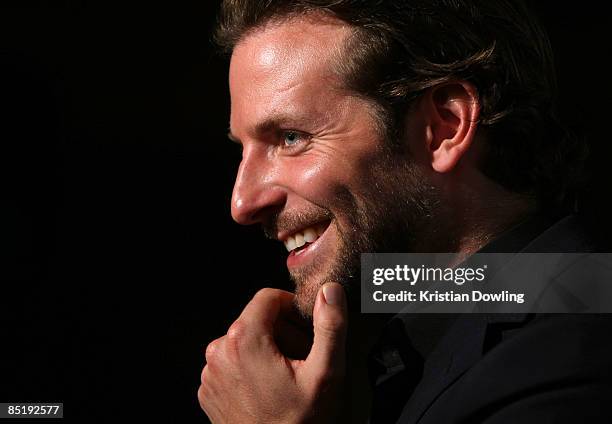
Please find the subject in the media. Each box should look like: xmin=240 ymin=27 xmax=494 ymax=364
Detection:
xmin=277 ymin=149 xmax=381 ymax=216
xmin=279 ymin=154 xmax=353 ymax=201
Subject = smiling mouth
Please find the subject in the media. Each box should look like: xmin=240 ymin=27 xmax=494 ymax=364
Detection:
xmin=282 ymin=220 xmax=330 ymax=256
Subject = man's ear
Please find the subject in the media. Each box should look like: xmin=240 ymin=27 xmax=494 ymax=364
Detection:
xmin=420 ymin=81 xmax=480 ymax=173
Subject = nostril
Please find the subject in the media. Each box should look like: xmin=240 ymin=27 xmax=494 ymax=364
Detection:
xmin=251 ymin=204 xmax=283 ymax=227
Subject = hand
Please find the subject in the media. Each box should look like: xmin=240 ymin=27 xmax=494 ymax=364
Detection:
xmin=198 ymin=282 xmax=348 ymax=423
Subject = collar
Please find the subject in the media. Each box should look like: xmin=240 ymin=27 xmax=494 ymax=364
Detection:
xmin=367 ymin=213 xmax=572 ymax=423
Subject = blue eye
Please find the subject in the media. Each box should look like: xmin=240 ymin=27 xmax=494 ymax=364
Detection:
xmin=283 ymin=131 xmax=302 ymax=146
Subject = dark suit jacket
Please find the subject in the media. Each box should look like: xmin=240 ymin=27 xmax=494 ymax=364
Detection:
xmin=367 ymin=215 xmax=612 ymax=423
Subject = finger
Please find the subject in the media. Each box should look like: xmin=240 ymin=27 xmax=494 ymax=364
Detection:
xmin=238 ymin=288 xmax=296 ymax=334
xmin=204 ymin=336 xmax=227 ymax=370
xmin=200 ymin=363 xmax=212 ymax=386
xmin=198 ymin=371 xmax=221 ymax=422
xmin=304 ymin=282 xmax=348 ymax=380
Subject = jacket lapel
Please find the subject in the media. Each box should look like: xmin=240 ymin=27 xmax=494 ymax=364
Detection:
xmin=396 ymin=314 xmax=487 ymax=423
xmin=396 ymin=243 xmax=592 ymax=422
xmin=398 ymin=312 xmax=534 ymax=423
xmin=395 ymin=215 xmax=591 ymax=422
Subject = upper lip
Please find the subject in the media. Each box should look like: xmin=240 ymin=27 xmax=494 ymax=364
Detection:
xmin=277 ymin=219 xmax=330 ymax=242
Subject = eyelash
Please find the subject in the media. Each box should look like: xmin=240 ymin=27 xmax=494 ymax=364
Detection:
xmin=280 ymin=130 xmax=310 ymax=149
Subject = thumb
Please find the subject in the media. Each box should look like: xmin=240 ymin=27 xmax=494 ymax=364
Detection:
xmin=305 ymin=282 xmax=348 ymax=378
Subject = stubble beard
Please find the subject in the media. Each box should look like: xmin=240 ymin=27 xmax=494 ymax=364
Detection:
xmin=291 ymin=151 xmax=439 ymax=319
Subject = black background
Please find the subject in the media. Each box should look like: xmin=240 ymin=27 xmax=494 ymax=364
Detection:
xmin=1 ymin=2 xmax=611 ymax=422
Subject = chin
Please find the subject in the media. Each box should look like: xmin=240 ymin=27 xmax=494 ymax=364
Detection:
xmin=289 ymin=252 xmax=330 ymax=318
xmin=292 ymin=276 xmax=322 ymax=320
xmin=292 ymin=244 xmax=361 ymax=318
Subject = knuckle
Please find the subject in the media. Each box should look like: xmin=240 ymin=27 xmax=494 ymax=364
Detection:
xmin=227 ymin=319 xmax=246 ymax=341
xmin=226 ymin=320 xmax=247 ymax=355
xmin=197 ymin=384 xmax=209 ymax=411
xmin=205 ymin=341 xmax=217 ymax=360
xmin=317 ymin=316 xmax=344 ymax=336
xmin=198 ymin=367 xmax=208 ymax=394
xmin=197 ymin=385 xmax=203 ymax=403
xmin=226 ymin=320 xmax=247 ymax=358
xmin=254 ymin=287 xmax=278 ymax=301
xmin=200 ymin=364 xmax=210 ymax=385
xmin=205 ymin=338 xmax=222 ymax=363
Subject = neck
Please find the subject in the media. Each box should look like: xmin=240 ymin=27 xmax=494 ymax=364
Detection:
xmin=450 ymin=197 xmax=536 ymax=265
xmin=418 ymin=177 xmax=537 ymax=258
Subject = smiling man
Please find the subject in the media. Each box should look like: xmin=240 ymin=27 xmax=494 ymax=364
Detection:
xmin=198 ymin=1 xmax=612 ymax=423
xmin=227 ymin=13 xmax=446 ymax=316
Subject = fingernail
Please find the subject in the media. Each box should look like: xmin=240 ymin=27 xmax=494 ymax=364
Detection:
xmin=322 ymin=283 xmax=343 ymax=306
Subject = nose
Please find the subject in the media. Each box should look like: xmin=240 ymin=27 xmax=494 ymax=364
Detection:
xmin=231 ymin=148 xmax=286 ymax=226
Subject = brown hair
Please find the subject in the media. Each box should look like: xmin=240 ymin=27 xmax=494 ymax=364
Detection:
xmin=215 ymin=0 xmax=587 ymax=208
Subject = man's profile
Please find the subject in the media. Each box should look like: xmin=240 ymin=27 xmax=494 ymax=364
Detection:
xmin=198 ymin=1 xmax=612 ymax=422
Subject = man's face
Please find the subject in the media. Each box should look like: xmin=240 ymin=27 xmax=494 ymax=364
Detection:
xmin=229 ymin=15 xmax=434 ymax=316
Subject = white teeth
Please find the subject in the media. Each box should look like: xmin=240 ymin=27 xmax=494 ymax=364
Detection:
xmin=283 ymin=224 xmax=327 ymax=252
xmin=303 ymin=228 xmax=317 ymax=243
xmin=284 ymin=236 xmax=296 ymax=252
xmin=295 ymin=233 xmax=305 ymax=248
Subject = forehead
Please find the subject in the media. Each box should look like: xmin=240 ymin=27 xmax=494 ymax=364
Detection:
xmin=232 ymin=13 xmax=351 ymax=67
xmin=228 ymin=14 xmax=353 ymax=132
